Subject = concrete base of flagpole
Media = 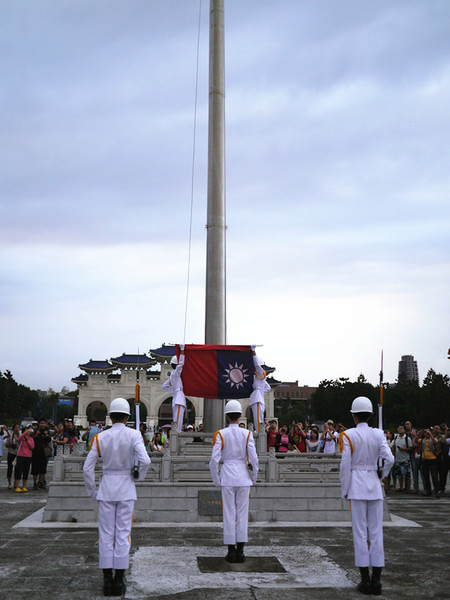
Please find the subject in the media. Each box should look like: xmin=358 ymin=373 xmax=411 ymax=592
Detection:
xmin=203 ymin=398 xmax=224 ymax=434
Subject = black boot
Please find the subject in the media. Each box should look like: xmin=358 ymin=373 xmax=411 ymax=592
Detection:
xmin=357 ymin=567 xmax=371 ymax=595
xmin=371 ymin=566 xmax=383 ymax=596
xmin=112 ymin=569 xmax=126 ymax=597
xmin=102 ymin=569 xmax=113 ymax=596
xmin=225 ymin=544 xmax=236 ymax=563
xmin=236 ymin=542 xmax=245 ymax=563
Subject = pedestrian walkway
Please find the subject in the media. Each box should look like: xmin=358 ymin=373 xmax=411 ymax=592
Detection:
xmin=0 ymin=465 xmax=448 ymax=599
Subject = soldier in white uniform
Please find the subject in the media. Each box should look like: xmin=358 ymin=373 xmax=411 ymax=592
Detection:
xmin=209 ymin=400 xmax=259 ymax=563
xmin=162 ymin=346 xmax=186 ymax=433
xmin=249 ymin=346 xmax=271 ymax=433
xmin=83 ymin=397 xmax=150 ymax=597
xmin=339 ymin=396 xmax=394 ymax=596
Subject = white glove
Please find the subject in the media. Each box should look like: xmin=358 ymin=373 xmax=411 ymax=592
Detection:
xmin=180 ymin=344 xmax=185 ymax=351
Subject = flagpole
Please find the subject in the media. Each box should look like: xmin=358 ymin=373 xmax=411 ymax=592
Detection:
xmin=204 ymin=0 xmax=226 ymax=434
xmin=378 ymin=350 xmax=383 ymax=431
xmin=135 ymin=367 xmax=140 ymax=433
xmin=134 ymin=354 xmax=141 ymax=478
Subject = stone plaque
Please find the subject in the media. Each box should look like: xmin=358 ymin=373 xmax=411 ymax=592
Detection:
xmin=198 ymin=490 xmax=223 ymax=515
xmin=197 ymin=556 xmax=286 ymax=573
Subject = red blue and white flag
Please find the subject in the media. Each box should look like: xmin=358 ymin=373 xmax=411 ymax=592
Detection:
xmin=176 ymin=344 xmax=254 ymax=399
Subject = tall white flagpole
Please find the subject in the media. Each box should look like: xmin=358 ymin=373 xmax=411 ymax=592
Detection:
xmin=204 ymin=0 xmax=226 ymax=433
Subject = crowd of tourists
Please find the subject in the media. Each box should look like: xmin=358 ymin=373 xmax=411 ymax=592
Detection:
xmin=0 ymin=417 xmax=86 ymax=492
xmin=2 ymin=416 xmax=449 ymax=498
xmin=265 ymin=418 xmax=346 ymax=454
xmin=385 ymin=421 xmax=449 ymax=497
xmin=264 ymin=418 xmax=450 ymax=497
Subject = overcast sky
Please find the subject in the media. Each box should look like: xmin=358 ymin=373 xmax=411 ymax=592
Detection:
xmin=1 ymin=0 xmax=449 ymax=393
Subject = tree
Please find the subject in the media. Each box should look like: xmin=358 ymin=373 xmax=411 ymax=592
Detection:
xmin=311 ymin=376 xmax=377 ymax=427
xmin=0 ymin=370 xmax=39 ymax=422
xmin=0 ymin=373 xmax=77 ymax=423
xmin=37 ymin=389 xmax=60 ymax=421
xmin=422 ymin=369 xmax=450 ymax=425
xmin=274 ymin=396 xmax=310 ymax=425
xmin=383 ymin=379 xmax=422 ymax=429
xmin=310 ymin=369 xmax=449 ymax=431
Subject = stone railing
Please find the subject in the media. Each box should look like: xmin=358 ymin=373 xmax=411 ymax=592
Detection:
xmin=52 ymin=446 xmax=342 ymax=485
xmin=52 ymin=453 xmax=164 ymax=483
xmin=44 ymin=426 xmax=377 ymax=524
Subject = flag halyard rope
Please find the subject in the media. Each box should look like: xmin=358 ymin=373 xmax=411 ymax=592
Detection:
xmin=183 ymin=0 xmax=203 ymax=345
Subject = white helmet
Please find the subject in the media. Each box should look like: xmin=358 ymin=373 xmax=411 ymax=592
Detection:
xmin=109 ymin=397 xmax=131 ymax=415
xmin=170 ymin=355 xmax=178 ymax=365
xmin=350 ymin=396 xmax=373 ymax=414
xmin=224 ymin=400 xmax=242 ymax=414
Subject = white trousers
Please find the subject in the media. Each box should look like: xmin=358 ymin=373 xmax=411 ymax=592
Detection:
xmin=350 ymin=499 xmax=385 ymax=567
xmin=173 ymin=404 xmax=185 ymax=433
xmin=98 ymin=500 xmax=134 ymax=569
xmin=251 ymin=403 xmax=265 ymax=433
xmin=221 ymin=486 xmax=250 ymax=545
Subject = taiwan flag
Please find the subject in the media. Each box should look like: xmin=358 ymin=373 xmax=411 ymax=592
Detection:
xmin=176 ymin=344 xmax=254 ymax=399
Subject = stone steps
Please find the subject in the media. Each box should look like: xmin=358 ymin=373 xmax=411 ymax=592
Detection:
xmin=44 ymin=452 xmax=391 ymax=524
xmin=43 ymin=481 xmax=366 ymax=524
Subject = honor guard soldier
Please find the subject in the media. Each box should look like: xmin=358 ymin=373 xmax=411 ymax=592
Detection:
xmin=162 ymin=345 xmax=186 ymax=432
xmin=209 ymin=400 xmax=259 ymax=563
xmin=339 ymin=396 xmax=394 ymax=595
xmin=249 ymin=346 xmax=271 ymax=433
xmin=83 ymin=397 xmax=150 ymax=597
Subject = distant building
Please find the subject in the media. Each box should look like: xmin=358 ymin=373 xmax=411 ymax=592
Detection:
xmin=273 ymin=381 xmax=317 ymax=400
xmin=398 ymin=355 xmax=419 ymax=382
xmin=273 ymin=381 xmax=317 ymax=412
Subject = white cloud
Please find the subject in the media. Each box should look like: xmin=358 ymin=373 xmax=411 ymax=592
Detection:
xmin=1 ymin=1 xmax=449 ymax=394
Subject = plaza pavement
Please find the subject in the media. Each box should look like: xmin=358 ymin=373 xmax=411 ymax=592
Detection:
xmin=0 ymin=462 xmax=448 ymax=600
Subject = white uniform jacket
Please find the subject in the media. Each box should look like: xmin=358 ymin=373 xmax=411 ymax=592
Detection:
xmin=339 ymin=422 xmax=394 ymax=500
xmin=162 ymin=355 xmax=186 ymax=408
xmin=83 ymin=423 xmax=150 ymax=501
xmin=209 ymin=424 xmax=258 ymax=487
xmin=249 ymin=356 xmax=270 ymax=408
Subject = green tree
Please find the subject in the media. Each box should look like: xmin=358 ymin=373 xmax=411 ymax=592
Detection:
xmin=383 ymin=378 xmax=422 ymax=430
xmin=311 ymin=376 xmax=376 ymax=427
xmin=310 ymin=369 xmax=449 ymax=432
xmin=0 ymin=370 xmax=39 ymax=422
xmin=421 ymin=369 xmax=450 ymax=425
xmin=37 ymin=388 xmax=61 ymax=421
xmin=274 ymin=396 xmax=310 ymax=425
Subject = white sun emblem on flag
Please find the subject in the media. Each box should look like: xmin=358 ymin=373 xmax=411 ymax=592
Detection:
xmin=223 ymin=362 xmax=249 ymax=389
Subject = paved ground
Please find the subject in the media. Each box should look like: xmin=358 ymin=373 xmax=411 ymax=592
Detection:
xmin=0 ymin=463 xmax=448 ymax=600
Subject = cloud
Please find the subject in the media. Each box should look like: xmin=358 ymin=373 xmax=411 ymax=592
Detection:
xmin=1 ymin=1 xmax=449 ymax=393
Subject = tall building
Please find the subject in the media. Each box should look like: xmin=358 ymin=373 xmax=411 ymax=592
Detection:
xmin=398 ymin=355 xmax=419 ymax=382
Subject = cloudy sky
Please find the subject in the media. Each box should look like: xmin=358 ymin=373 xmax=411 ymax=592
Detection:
xmin=1 ymin=0 xmax=449 ymax=393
